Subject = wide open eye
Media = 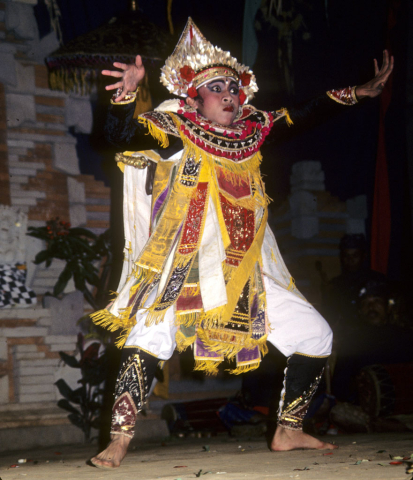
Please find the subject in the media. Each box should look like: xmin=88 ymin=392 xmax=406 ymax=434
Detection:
xmin=230 ymin=86 xmax=239 ymax=95
xmin=209 ymin=84 xmax=222 ymax=93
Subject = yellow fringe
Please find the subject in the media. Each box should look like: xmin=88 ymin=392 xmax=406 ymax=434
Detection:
xmin=114 ymin=327 xmax=134 ymax=349
xmin=181 ymin=284 xmax=201 ymax=297
xmin=200 ymin=305 xmax=224 ymax=330
xmin=244 ymin=334 xmax=269 ymax=355
xmin=175 ymin=310 xmax=201 ymax=327
xmin=138 ymin=117 xmax=169 ymax=148
xmin=196 ymin=327 xmax=268 ymax=361
xmin=215 ymin=151 xmax=263 ymax=178
xmin=218 ymin=187 xmax=258 ymax=212
xmin=144 ymin=308 xmax=168 ymax=327
xmin=194 ymin=360 xmax=220 ymax=376
xmin=229 ymin=361 xmax=261 ymax=375
xmin=276 ymin=108 xmax=294 ymax=127
xmin=197 ymin=329 xmax=246 ymax=359
xmin=270 ymin=248 xmax=278 ymax=264
xmin=175 ymin=330 xmax=197 ymax=352
xmin=90 ymin=308 xmax=136 ymax=349
xmin=287 ymin=276 xmax=296 ymax=291
xmin=177 ymin=128 xmax=263 ymax=178
xmin=218 ymin=166 xmax=251 ymax=187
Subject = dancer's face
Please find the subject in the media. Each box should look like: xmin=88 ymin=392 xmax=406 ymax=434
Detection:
xmin=188 ymin=78 xmax=240 ymax=126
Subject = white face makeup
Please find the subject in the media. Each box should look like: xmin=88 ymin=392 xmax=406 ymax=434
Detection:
xmin=190 ymin=78 xmax=240 ymax=126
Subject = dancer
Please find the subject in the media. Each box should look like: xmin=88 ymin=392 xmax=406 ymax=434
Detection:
xmin=90 ymin=18 xmax=393 ymax=468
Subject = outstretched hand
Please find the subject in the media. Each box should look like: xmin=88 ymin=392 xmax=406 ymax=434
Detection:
xmin=355 ymin=50 xmax=394 ymax=99
xmin=102 ymin=55 xmax=145 ymax=102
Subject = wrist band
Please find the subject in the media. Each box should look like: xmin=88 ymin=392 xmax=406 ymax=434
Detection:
xmin=326 ymin=86 xmax=358 ymax=106
xmin=111 ymin=86 xmax=140 ymax=105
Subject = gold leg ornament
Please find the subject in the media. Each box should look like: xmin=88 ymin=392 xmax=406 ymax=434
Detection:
xmin=110 ymin=349 xmax=159 ymax=438
xmin=278 ymin=354 xmax=328 ymax=431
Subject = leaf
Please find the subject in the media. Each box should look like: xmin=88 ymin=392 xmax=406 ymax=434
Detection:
xmin=69 ymin=227 xmax=97 ymax=240
xmin=202 ymin=445 xmax=210 ymax=452
xmin=34 ymin=250 xmax=51 ymax=265
xmin=84 ymin=270 xmax=100 ymax=287
xmin=53 ymin=265 xmax=73 ymax=296
xmin=68 ymin=413 xmax=84 ymax=430
xmin=57 ymin=399 xmax=81 ymax=415
xmin=377 ymin=450 xmax=386 ymax=453
xmin=84 ymin=262 xmax=98 ymax=274
xmin=73 ymin=271 xmax=86 ymax=292
xmin=390 ymin=461 xmax=403 ymax=465
xmin=58 ymin=351 xmax=80 ymax=368
xmin=86 ymin=401 xmax=102 ymax=413
xmin=71 ymin=386 xmax=87 ymax=403
xmin=55 ymin=379 xmax=82 ymax=403
xmin=195 ymin=470 xmax=202 ymax=477
xmin=84 ymin=366 xmax=107 ymax=386
xmin=70 ymin=236 xmax=97 ymax=255
xmin=392 ymin=456 xmax=403 ymax=460
xmin=80 ymin=343 xmax=101 ymax=364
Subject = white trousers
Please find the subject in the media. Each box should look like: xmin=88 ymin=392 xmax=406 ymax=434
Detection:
xmin=125 ymin=275 xmax=332 ymax=361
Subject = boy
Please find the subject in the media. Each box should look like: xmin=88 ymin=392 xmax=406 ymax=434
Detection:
xmin=91 ymin=18 xmax=393 ymax=469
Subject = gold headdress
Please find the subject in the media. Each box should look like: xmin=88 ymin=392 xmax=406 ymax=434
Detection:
xmin=160 ymin=18 xmax=258 ymax=104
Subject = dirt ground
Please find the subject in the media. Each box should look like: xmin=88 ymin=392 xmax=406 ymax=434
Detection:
xmin=0 ymin=432 xmax=412 ymax=480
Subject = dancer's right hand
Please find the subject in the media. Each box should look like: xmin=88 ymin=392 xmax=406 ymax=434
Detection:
xmin=102 ymin=55 xmax=145 ymax=102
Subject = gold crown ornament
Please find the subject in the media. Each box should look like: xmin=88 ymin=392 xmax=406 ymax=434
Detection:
xmin=160 ymin=18 xmax=258 ymax=104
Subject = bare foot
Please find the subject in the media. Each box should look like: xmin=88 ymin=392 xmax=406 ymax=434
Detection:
xmin=271 ymin=425 xmax=338 ymax=451
xmin=90 ymin=434 xmax=131 ymax=469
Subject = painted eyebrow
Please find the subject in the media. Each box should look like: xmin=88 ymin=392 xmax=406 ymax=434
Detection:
xmin=207 ymin=79 xmax=238 ymax=88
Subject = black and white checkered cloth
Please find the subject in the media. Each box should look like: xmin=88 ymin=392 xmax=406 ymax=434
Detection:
xmin=0 ymin=264 xmax=37 ymax=308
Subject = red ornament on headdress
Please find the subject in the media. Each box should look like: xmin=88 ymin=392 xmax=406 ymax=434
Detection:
xmin=180 ymin=65 xmax=195 ymax=83
xmin=239 ymin=72 xmax=252 ymax=86
xmin=187 ymin=86 xmax=198 ymax=98
xmin=239 ymin=89 xmax=247 ymax=105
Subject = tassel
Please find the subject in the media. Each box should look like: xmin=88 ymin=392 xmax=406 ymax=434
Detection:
xmin=276 ymin=108 xmax=294 ymax=127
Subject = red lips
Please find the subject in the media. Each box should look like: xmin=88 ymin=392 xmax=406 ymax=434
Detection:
xmin=223 ymin=106 xmax=234 ymax=112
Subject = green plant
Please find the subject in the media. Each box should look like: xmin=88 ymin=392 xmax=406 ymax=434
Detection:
xmin=27 ymin=218 xmax=110 ymax=309
xmin=55 ymin=333 xmax=107 ymax=442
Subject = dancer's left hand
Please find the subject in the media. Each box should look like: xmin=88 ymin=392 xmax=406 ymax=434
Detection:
xmin=355 ymin=50 xmax=394 ymax=99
